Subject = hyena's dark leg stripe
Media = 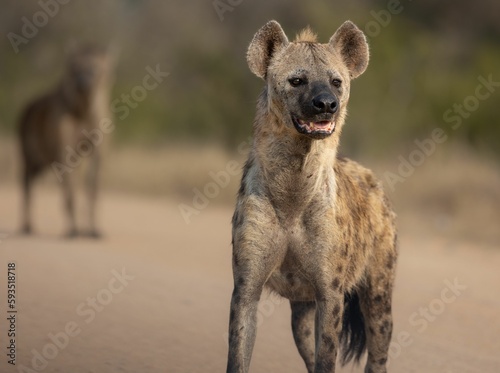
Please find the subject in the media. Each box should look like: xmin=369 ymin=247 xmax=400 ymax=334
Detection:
xmin=290 ymin=300 xmax=316 ymax=373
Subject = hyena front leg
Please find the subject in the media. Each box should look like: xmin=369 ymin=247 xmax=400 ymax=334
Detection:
xmin=359 ymin=250 xmax=397 ymax=373
xmin=226 ymin=279 xmax=262 ymax=373
xmin=314 ymin=287 xmax=344 ymax=373
xmin=61 ymin=173 xmax=77 ymax=237
xmin=290 ymin=301 xmax=316 ymax=373
xmin=227 ymin=219 xmax=285 ymax=373
xmin=21 ymin=165 xmax=39 ymax=234
xmin=86 ymin=151 xmax=101 ymax=238
xmin=227 ymin=252 xmax=283 ymax=373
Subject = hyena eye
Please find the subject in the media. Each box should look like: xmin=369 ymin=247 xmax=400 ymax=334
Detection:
xmin=289 ymin=78 xmax=306 ymax=87
xmin=332 ymin=79 xmax=342 ymax=88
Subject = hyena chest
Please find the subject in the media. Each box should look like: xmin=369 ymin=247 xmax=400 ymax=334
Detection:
xmin=265 ymin=235 xmax=317 ymax=301
xmin=264 ymin=212 xmax=330 ymax=301
xmin=266 ymin=267 xmax=316 ymax=301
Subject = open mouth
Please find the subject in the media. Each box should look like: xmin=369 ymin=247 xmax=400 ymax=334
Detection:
xmin=292 ymin=116 xmax=336 ymax=138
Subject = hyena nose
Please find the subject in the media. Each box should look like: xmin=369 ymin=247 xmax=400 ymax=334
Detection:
xmin=312 ymin=93 xmax=338 ymax=114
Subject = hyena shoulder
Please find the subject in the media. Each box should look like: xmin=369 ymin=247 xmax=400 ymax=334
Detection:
xmin=334 ymin=156 xmax=396 ymax=233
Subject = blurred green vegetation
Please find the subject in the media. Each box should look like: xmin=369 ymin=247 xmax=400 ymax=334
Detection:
xmin=0 ymin=0 xmax=499 ymax=158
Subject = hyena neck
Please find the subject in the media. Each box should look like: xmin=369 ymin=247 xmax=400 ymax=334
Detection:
xmin=253 ymin=109 xmax=339 ymax=215
xmin=58 ymin=83 xmax=102 ymax=121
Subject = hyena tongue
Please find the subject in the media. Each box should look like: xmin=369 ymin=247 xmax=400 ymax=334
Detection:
xmin=298 ymin=119 xmax=336 ymax=133
xmin=311 ymin=121 xmax=335 ymax=131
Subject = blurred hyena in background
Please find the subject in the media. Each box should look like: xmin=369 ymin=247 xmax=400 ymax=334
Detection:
xmin=18 ymin=45 xmax=115 ymax=238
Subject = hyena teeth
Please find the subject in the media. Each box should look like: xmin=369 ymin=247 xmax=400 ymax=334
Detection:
xmin=299 ymin=119 xmax=335 ymax=132
xmin=310 ymin=121 xmax=335 ymax=132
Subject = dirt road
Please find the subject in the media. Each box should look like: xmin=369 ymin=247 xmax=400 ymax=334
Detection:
xmin=0 ymin=185 xmax=498 ymax=373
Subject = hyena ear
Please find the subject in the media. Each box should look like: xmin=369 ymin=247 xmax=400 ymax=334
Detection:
xmin=329 ymin=21 xmax=369 ymax=79
xmin=247 ymin=20 xmax=289 ymax=79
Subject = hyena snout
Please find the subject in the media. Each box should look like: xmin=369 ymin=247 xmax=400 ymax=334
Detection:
xmin=312 ymin=92 xmax=338 ymax=114
xmin=75 ymin=71 xmax=96 ymax=93
xmin=292 ymin=85 xmax=339 ymax=139
xmin=300 ymin=82 xmax=339 ymax=117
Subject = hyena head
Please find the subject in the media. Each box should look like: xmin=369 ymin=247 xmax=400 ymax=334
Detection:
xmin=247 ymin=20 xmax=369 ymax=140
xmin=66 ymin=45 xmax=114 ymax=97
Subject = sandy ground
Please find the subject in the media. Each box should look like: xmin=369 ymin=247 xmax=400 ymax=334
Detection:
xmin=0 ymin=184 xmax=499 ymax=373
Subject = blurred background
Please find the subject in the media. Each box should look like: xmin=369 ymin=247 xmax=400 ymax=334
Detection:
xmin=0 ymin=1 xmax=499 ymax=372
xmin=1 ymin=0 xmax=499 ymax=244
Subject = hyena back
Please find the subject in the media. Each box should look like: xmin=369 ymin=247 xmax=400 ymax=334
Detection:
xmin=227 ymin=21 xmax=398 ymax=373
xmin=19 ymin=45 xmax=114 ymax=237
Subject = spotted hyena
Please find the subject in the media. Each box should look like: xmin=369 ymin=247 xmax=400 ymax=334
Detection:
xmin=227 ymin=21 xmax=398 ymax=373
xmin=19 ymin=45 xmax=114 ymax=238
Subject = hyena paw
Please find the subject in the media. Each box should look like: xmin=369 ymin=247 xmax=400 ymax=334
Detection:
xmin=65 ymin=228 xmax=79 ymax=239
xmin=86 ymin=229 xmax=103 ymax=239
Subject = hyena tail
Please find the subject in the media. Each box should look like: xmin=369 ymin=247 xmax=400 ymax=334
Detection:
xmin=340 ymin=291 xmax=367 ymax=365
